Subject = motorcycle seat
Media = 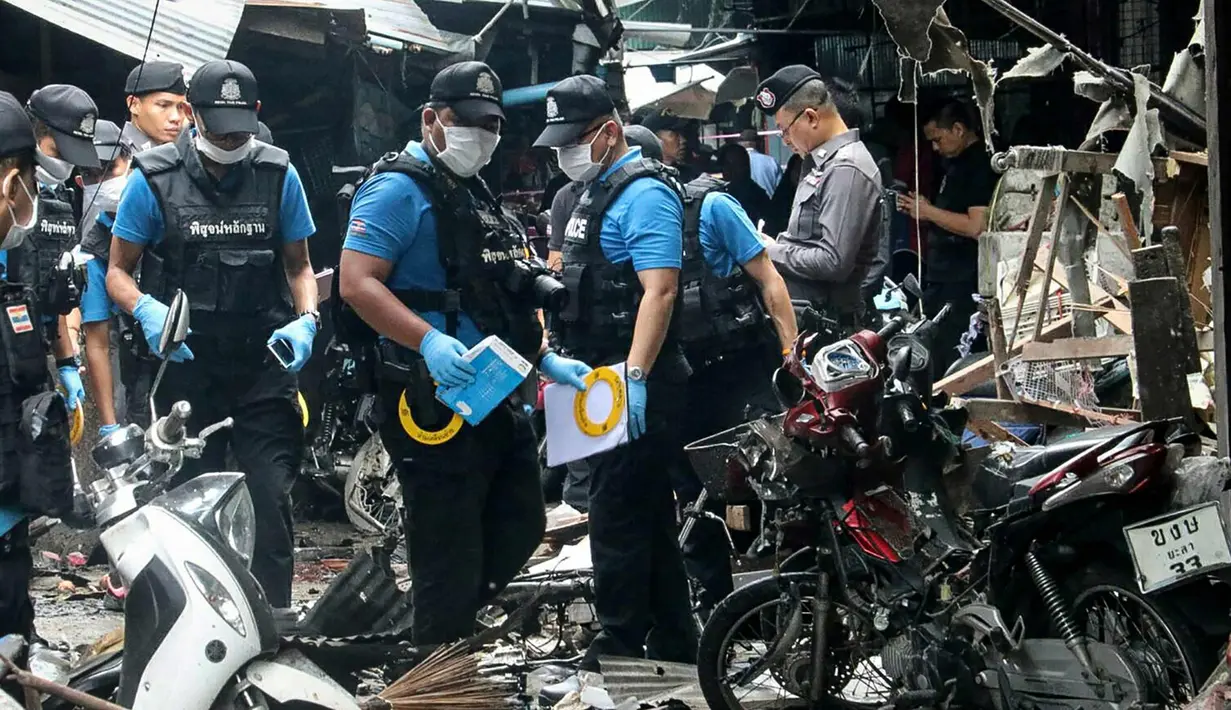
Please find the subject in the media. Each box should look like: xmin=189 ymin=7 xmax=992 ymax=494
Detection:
xmin=972 ymin=425 xmax=1139 ymax=509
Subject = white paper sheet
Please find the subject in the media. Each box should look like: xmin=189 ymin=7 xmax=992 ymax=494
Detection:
xmin=545 ymin=362 xmax=628 ymax=467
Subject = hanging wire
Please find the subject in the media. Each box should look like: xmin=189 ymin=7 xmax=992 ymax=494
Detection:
xmin=911 ymin=64 xmax=924 ymax=316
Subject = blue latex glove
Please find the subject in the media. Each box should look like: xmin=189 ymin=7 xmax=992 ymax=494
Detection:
xmin=419 ymin=329 xmax=476 ymax=389
xmin=267 ymin=314 xmax=318 ymax=373
xmin=99 ymin=423 xmax=122 ymax=438
xmin=133 ymin=294 xmax=194 ymax=362
xmin=58 ymin=366 xmax=84 ymax=411
xmin=540 ymin=352 xmax=592 ymax=392
xmin=627 ymin=377 xmax=647 ymax=440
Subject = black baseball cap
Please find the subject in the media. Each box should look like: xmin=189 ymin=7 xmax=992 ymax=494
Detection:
xmin=533 ymin=75 xmax=616 ymax=148
xmin=26 ymin=84 xmax=100 ymax=168
xmin=755 ymin=65 xmax=823 ymax=113
xmin=0 ymin=92 xmax=35 ymax=160
xmin=125 ymin=61 xmax=187 ymax=97
xmin=92 ymin=120 xmax=124 ymax=164
xmin=188 ymin=60 xmax=259 ymax=136
xmin=429 ymin=61 xmax=505 ymax=123
xmin=623 ymin=124 xmax=663 ymax=161
xmin=640 ymin=112 xmax=682 ymax=134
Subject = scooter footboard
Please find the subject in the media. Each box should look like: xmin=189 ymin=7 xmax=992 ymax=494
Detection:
xmin=245 ymin=649 xmax=360 ymax=710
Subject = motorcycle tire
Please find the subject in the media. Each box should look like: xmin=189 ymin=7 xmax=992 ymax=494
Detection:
xmin=697 ymin=573 xmax=889 ymax=710
xmin=1063 ymin=564 xmax=1209 ymax=706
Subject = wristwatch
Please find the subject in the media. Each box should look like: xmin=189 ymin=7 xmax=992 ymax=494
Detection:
xmin=299 ymin=309 xmax=322 ymax=329
xmin=627 ymin=365 xmax=646 ymax=382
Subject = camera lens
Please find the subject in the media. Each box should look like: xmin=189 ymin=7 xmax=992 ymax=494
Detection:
xmin=533 ymin=274 xmax=569 ymax=313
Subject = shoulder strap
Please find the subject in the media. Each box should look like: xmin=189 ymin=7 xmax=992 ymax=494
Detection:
xmin=584 ymin=157 xmax=684 ymax=240
xmin=681 ymin=175 xmax=727 ymax=251
xmin=249 ymin=142 xmax=290 ymax=170
xmin=131 ymin=141 xmax=182 ymax=177
xmin=371 ymin=151 xmax=460 ymax=269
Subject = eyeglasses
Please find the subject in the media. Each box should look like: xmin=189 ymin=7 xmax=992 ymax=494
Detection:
xmin=779 ymin=109 xmax=810 ymax=139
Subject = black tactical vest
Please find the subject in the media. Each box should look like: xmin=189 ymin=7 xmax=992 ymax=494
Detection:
xmin=556 ymin=158 xmax=684 ymax=361
xmin=132 ymin=132 xmax=293 ymax=337
xmin=368 ymin=152 xmax=544 ymax=363
xmin=677 ymin=174 xmax=773 ymax=365
xmin=8 ymin=191 xmax=77 ymax=314
xmin=78 ymin=212 xmax=112 ymax=263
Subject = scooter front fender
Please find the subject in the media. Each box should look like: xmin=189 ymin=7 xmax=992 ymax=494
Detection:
xmin=244 ymin=649 xmax=359 ymax=710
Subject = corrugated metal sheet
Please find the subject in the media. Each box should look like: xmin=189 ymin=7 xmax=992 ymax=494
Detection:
xmin=1 ymin=0 xmax=244 ymax=75
xmin=245 ymin=0 xmax=472 ymax=53
xmin=813 ymin=32 xmax=1021 ymax=90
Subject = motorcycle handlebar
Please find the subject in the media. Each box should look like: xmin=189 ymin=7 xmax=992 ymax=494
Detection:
xmin=840 ymin=425 xmax=870 ymax=457
xmin=157 ymin=401 xmax=191 ymax=444
xmin=876 ymin=317 xmax=907 ymax=341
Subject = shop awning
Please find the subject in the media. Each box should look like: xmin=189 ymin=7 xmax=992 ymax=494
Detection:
xmin=624 ymin=63 xmax=726 ymax=119
xmin=244 ymin=0 xmax=473 ymax=54
xmin=0 ymin=0 xmax=245 ymax=75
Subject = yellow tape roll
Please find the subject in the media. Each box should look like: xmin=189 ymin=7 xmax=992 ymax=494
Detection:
xmin=69 ymin=402 xmax=84 ymax=445
xmin=573 ymin=367 xmax=626 ymax=437
xmin=398 ymin=389 xmax=463 ymax=445
xmin=296 ymin=391 xmax=310 ymax=429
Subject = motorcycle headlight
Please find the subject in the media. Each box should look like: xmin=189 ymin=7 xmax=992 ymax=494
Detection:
xmin=215 ymin=485 xmax=255 ymax=567
xmin=151 ymin=473 xmax=254 ymax=566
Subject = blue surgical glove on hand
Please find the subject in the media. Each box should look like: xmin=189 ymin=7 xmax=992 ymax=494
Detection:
xmin=267 ymin=314 xmax=318 ymax=373
xmin=133 ymin=294 xmax=194 ymax=363
xmin=58 ymin=366 xmax=84 ymax=411
xmin=419 ymin=329 xmax=476 ymax=389
xmin=540 ymin=353 xmax=592 ymax=391
xmin=99 ymin=423 xmax=122 ymax=438
xmin=627 ymin=377 xmax=647 ymax=440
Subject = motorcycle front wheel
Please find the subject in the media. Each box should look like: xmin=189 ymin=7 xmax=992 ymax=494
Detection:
xmin=697 ymin=573 xmax=894 ymax=710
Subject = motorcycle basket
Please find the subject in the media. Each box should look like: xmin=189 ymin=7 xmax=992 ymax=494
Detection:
xmin=685 ymin=414 xmax=786 ymax=502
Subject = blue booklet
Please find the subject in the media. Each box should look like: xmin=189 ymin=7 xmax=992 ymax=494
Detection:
xmin=436 ymin=335 xmax=534 ymax=426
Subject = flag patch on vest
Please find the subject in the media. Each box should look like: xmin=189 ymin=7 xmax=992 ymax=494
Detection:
xmin=188 ymin=220 xmax=269 ymax=238
xmin=6 ymin=305 xmax=33 ymax=334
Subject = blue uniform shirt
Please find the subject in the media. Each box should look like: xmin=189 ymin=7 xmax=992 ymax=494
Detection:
xmin=698 ymin=192 xmax=765 ymax=278
xmin=80 ymin=213 xmax=117 ymax=324
xmin=748 ymin=149 xmax=783 ymax=197
xmin=342 ymin=141 xmax=484 ymax=347
xmin=113 ymin=162 xmax=316 ymax=248
xmin=593 ymin=147 xmax=683 ymax=271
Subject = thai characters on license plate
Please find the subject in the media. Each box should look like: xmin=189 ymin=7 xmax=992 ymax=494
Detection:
xmin=1123 ymin=501 xmax=1231 ymax=593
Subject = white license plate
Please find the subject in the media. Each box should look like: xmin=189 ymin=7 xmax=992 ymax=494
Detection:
xmin=1124 ymin=502 xmax=1231 ymax=593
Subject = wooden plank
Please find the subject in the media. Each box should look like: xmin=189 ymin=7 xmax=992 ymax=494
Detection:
xmin=957 ymin=397 xmax=1092 ymax=427
xmin=1158 ymin=225 xmax=1201 ymax=373
xmin=936 ymin=311 xmax=1074 ymax=396
xmin=1007 ymin=173 xmax=1059 ymax=348
xmin=1133 ymin=244 xmax=1170 ymax=279
xmin=1170 ymin=151 xmax=1209 ymax=167
xmin=1021 ymin=335 xmax=1134 ymax=361
xmin=1034 ymin=246 xmax=1134 ymax=333
xmin=985 ymin=298 xmax=1011 ymax=398
xmin=967 ymin=419 xmax=1027 ymax=445
xmin=1129 ymin=277 xmax=1200 ymax=431
xmin=1019 ymin=397 xmax=1139 ymax=425
xmin=1112 ymin=192 xmax=1142 ymax=250
xmin=1057 ymin=174 xmax=1100 ymax=336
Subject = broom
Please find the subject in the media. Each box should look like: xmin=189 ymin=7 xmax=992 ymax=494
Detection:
xmin=359 ymin=641 xmax=511 ymax=710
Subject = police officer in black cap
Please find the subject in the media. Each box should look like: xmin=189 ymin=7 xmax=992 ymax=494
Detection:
xmin=0 ymin=91 xmax=75 ymax=648
xmin=107 ymin=59 xmax=320 ymax=612
xmin=535 ymin=74 xmax=697 ymax=669
xmin=339 ymin=60 xmax=592 ymax=646
xmin=122 ymin=60 xmax=187 ymax=152
xmin=21 ymin=84 xmax=101 ymax=413
xmin=755 ymin=65 xmax=882 ymax=334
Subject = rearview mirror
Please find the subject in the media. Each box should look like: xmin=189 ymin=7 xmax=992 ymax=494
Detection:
xmin=158 ymin=289 xmax=190 ymax=359
xmin=901 ymin=273 xmax=922 ymax=299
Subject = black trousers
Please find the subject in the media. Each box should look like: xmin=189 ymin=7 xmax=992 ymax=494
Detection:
xmin=582 ymin=352 xmax=697 ymax=669
xmin=379 ymin=392 xmax=546 ymax=646
xmin=0 ymin=521 xmax=33 ymax=640
xmin=154 ymin=339 xmax=301 ymax=608
xmin=675 ymin=347 xmax=783 ymax=610
xmin=922 ymin=279 xmax=980 ymax=378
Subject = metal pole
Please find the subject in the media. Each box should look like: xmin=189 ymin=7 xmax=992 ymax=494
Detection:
xmin=976 ymin=0 xmax=1207 ymax=143
xmin=1206 ymin=0 xmax=1229 ymax=456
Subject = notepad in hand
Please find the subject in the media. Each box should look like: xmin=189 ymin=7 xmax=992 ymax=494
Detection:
xmin=436 ymin=335 xmax=533 ymax=426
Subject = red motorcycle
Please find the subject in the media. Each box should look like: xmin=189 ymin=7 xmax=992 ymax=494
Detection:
xmin=691 ymin=310 xmax=1229 ymax=710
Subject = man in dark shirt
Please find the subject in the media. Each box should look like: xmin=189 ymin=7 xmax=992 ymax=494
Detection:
xmin=717 ymin=142 xmax=771 ymax=227
xmin=897 ymin=101 xmax=997 ymax=375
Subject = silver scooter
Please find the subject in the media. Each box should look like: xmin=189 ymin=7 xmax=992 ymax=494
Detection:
xmin=58 ymin=291 xmax=359 ymax=710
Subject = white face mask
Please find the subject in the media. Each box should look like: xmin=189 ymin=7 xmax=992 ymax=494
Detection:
xmin=194 ymin=133 xmax=254 ymax=165
xmin=194 ymin=113 xmax=255 ymax=164
xmin=2 ymin=173 xmax=39 ymax=251
xmin=81 ymin=173 xmax=129 ymax=228
xmin=428 ymin=124 xmax=500 ymax=178
xmin=555 ymin=123 xmax=612 ymax=183
xmin=35 ymin=150 xmax=74 ymax=186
